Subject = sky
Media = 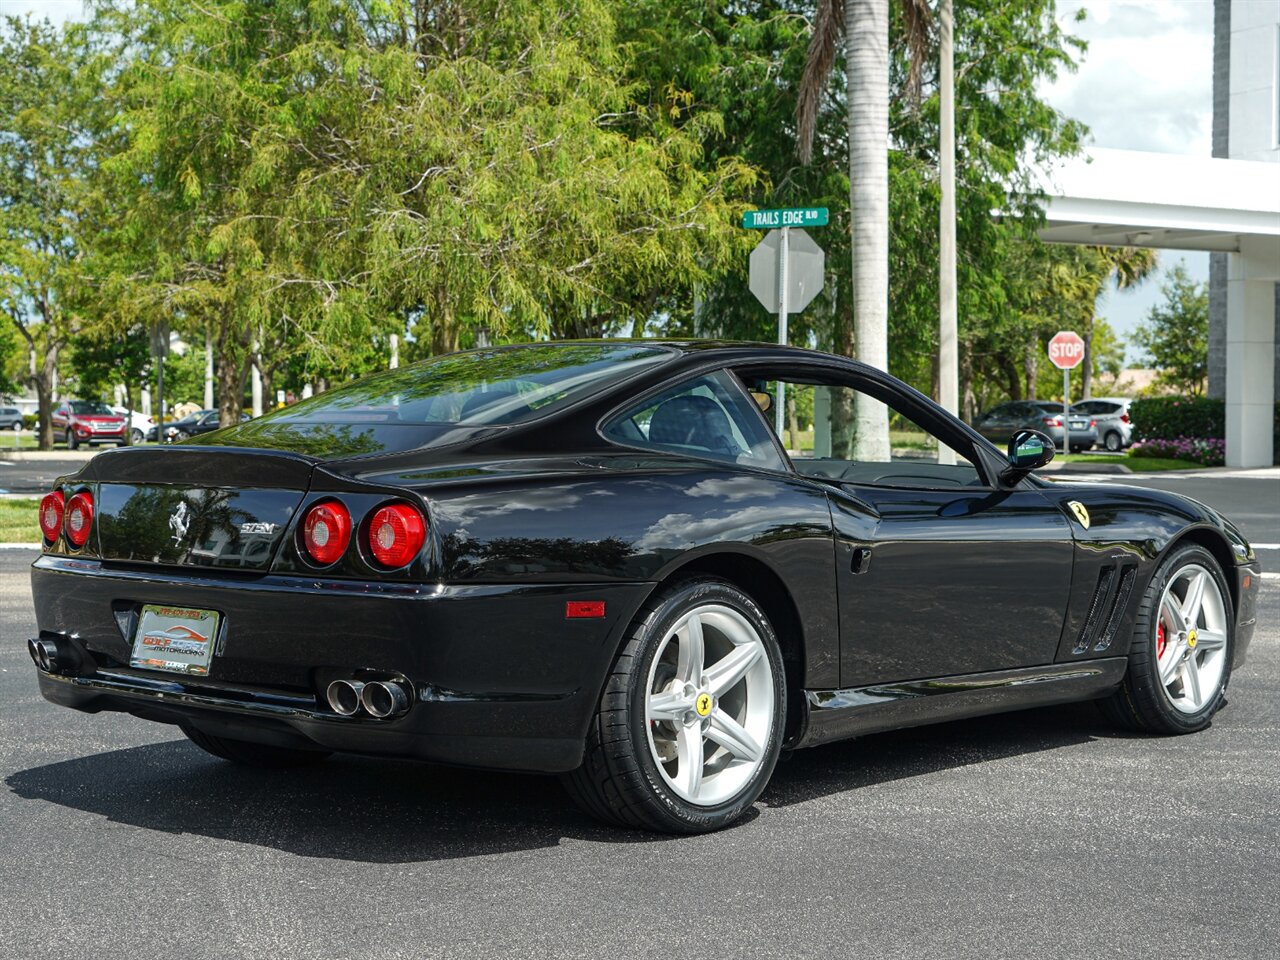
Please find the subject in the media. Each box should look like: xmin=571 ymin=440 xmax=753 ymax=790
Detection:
xmin=1038 ymin=0 xmax=1215 ymax=359
xmin=8 ymin=0 xmax=1221 ymax=362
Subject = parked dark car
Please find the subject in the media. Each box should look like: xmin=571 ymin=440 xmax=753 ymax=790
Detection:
xmin=1072 ymin=397 xmax=1133 ymax=452
xmin=145 ymin=409 xmax=247 ymax=442
xmin=974 ymin=400 xmax=1097 ymax=452
xmin=29 ymin=341 xmax=1260 ymax=834
xmin=51 ymin=400 xmax=127 ymax=449
xmin=0 ymin=405 xmax=23 ymax=430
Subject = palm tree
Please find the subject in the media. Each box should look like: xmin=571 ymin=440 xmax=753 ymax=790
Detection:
xmin=797 ymin=0 xmax=931 ymax=460
xmin=1082 ymin=246 xmax=1157 ymax=398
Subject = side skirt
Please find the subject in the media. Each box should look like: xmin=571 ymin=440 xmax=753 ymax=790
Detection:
xmin=792 ymin=659 xmax=1127 ymax=749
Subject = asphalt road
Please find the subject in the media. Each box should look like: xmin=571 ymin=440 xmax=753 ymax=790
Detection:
xmin=1 ymin=474 xmax=1277 ymax=959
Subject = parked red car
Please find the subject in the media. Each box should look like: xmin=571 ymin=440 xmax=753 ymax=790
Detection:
xmin=52 ymin=400 xmax=127 ymax=449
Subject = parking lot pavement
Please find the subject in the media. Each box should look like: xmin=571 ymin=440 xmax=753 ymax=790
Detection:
xmin=1114 ymin=473 xmax=1280 ymax=575
xmin=1 ymin=545 xmax=1277 ymax=959
xmin=0 ymin=457 xmax=96 ymax=495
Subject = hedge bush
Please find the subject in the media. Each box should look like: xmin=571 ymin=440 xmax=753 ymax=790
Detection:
xmin=1129 ymin=396 xmax=1224 ymax=442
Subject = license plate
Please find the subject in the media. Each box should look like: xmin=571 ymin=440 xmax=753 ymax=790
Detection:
xmin=1070 ymin=420 xmax=1087 ymax=429
xmin=130 ymin=605 xmax=221 ymax=676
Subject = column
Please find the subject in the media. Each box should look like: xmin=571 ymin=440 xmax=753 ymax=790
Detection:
xmin=1225 ymin=237 xmax=1279 ymax=467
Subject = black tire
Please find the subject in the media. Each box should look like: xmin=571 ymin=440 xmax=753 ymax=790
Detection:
xmin=176 ymin=430 xmax=190 ymax=441
xmin=130 ymin=428 xmax=143 ymax=444
xmin=1100 ymin=543 xmax=1234 ymax=734
xmin=182 ymin=726 xmax=332 ymax=768
xmin=562 ymin=578 xmax=786 ymax=834
xmin=66 ymin=432 xmax=78 ymax=450
xmin=1104 ymin=431 xmax=1122 ymax=452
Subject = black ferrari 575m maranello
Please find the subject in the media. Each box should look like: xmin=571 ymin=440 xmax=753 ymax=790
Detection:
xmin=29 ymin=341 xmax=1261 ymax=833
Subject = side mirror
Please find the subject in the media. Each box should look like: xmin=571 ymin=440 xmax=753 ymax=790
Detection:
xmin=1002 ymin=429 xmax=1055 ymax=483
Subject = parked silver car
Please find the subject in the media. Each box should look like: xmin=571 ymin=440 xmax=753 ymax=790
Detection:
xmin=1071 ymin=397 xmax=1133 ymax=452
xmin=973 ymin=400 xmax=1097 ymax=452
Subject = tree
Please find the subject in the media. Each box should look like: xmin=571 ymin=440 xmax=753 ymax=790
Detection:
xmin=88 ymin=0 xmax=754 ymax=426
xmin=0 ymin=17 xmax=91 ymax=448
xmin=1131 ymin=265 xmax=1209 ymax=396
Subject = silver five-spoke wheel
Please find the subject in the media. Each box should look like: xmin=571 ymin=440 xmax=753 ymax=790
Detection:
xmin=644 ymin=604 xmax=774 ymax=806
xmin=1155 ymin=563 xmax=1228 ymax=714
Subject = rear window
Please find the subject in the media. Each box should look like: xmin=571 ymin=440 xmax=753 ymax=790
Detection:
xmin=192 ymin=342 xmax=674 ymax=458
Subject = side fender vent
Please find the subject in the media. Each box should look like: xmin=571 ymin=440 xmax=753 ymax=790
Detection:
xmin=1094 ymin=564 xmax=1137 ymax=653
xmin=1073 ymin=566 xmax=1115 ymax=655
xmin=1073 ymin=562 xmax=1139 ymax=655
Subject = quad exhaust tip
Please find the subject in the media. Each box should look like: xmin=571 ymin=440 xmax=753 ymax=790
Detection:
xmin=325 ymin=678 xmax=412 ymax=719
xmin=326 ymin=679 xmax=365 ymax=716
xmin=361 ymin=680 xmax=411 ymax=719
xmin=28 ymin=638 xmax=62 ymax=673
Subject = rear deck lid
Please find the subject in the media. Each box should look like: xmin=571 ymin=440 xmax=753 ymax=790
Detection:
xmin=80 ymin=447 xmax=316 ymax=571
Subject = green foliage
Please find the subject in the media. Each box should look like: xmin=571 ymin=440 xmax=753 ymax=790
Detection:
xmin=0 ymin=16 xmax=93 ymax=446
xmin=1130 ymin=265 xmax=1209 ymax=395
xmin=0 ymin=0 xmax=1136 ymax=431
xmin=1129 ymin=396 xmax=1224 ymax=442
xmin=85 ymin=0 xmax=754 ymax=424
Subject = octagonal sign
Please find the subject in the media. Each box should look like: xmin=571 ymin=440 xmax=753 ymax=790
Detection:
xmin=1047 ymin=330 xmax=1085 ymax=370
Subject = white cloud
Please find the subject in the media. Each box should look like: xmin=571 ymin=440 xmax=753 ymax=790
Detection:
xmin=1042 ymin=0 xmax=1214 ymax=156
xmin=0 ymin=0 xmax=88 ymax=23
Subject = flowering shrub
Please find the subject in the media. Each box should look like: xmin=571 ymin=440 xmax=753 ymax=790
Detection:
xmin=1130 ymin=437 xmax=1226 ymax=467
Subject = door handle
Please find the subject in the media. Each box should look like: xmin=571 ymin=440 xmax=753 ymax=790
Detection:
xmin=850 ymin=546 xmax=872 ymax=575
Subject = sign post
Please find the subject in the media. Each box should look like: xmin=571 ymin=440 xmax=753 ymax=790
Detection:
xmin=745 ymin=208 xmax=827 ymax=440
xmin=1047 ymin=330 xmax=1086 ymax=454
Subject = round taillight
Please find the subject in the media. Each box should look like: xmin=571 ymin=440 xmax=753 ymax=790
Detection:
xmin=302 ymin=499 xmax=352 ymax=566
xmin=367 ymin=502 xmax=426 ymax=569
xmin=65 ymin=491 xmax=94 ymax=547
xmin=38 ymin=491 xmax=64 ymax=543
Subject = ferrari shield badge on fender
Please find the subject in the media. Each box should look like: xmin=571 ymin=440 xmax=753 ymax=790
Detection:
xmin=1067 ymin=501 xmax=1091 ymax=529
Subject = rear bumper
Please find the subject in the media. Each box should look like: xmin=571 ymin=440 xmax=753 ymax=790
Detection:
xmin=30 ymin=555 xmax=651 ymax=773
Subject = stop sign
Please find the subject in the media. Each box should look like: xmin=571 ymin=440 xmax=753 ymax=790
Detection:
xmin=1047 ymin=330 xmax=1086 ymax=370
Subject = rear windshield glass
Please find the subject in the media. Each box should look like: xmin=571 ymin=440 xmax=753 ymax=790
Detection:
xmin=191 ymin=342 xmax=673 ymax=459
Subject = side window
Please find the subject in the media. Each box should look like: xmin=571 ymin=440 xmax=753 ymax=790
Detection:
xmin=741 ymin=374 xmax=984 ymax=489
xmin=603 ymin=371 xmax=785 ymax=470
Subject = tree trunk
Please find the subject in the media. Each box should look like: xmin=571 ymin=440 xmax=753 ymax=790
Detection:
xmin=999 ymin=355 xmax=1022 ymax=401
xmin=215 ymin=350 xmax=245 ymax=426
xmin=1024 ymin=342 xmax=1038 ymax=400
xmin=35 ymin=344 xmax=58 ymax=451
xmin=846 ymin=0 xmax=891 ymax=461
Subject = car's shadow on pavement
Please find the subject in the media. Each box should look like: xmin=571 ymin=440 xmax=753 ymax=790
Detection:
xmin=7 ymin=701 xmax=1121 ymax=861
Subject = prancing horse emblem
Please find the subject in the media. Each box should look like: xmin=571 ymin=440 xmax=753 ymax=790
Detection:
xmin=169 ymin=501 xmax=191 ymax=542
xmin=1067 ymin=500 xmax=1091 ymax=529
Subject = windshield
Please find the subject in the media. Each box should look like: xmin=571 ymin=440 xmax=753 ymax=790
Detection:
xmin=191 ymin=342 xmax=674 ymax=459
xmin=70 ymin=401 xmax=115 ymax=416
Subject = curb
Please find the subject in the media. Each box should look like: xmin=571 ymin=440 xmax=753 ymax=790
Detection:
xmin=0 ymin=450 xmax=100 ymax=462
xmin=0 ymin=543 xmax=40 ymax=550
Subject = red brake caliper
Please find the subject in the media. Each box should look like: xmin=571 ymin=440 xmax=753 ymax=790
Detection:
xmin=1156 ymin=620 xmax=1167 ymax=659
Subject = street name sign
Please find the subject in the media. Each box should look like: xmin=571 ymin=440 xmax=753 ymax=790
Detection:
xmin=741 ymin=207 xmax=829 ymax=230
xmin=1047 ymin=330 xmax=1086 ymax=370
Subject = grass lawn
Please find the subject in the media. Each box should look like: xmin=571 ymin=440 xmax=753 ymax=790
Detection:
xmin=1058 ymin=454 xmax=1203 ymax=472
xmin=0 ymin=498 xmax=40 ymax=543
